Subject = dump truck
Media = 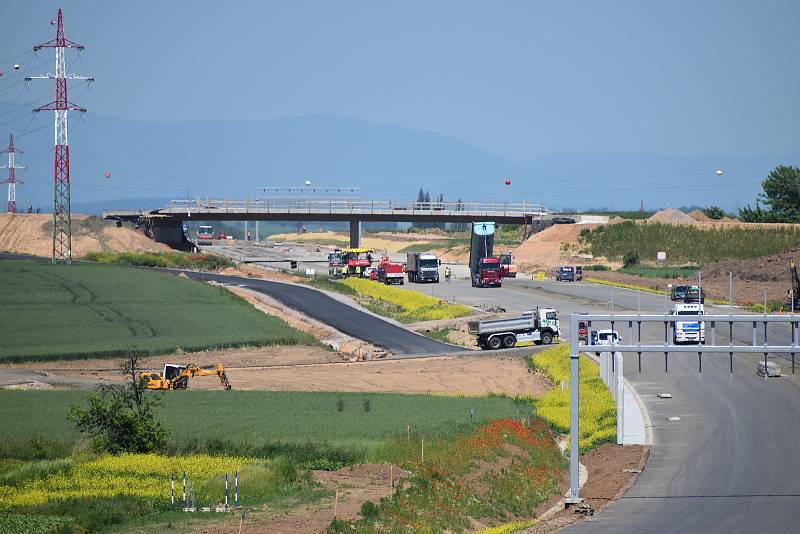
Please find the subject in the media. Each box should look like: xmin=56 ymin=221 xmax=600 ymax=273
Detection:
xmin=377 ymin=256 xmax=405 ymax=285
xmin=470 ymin=221 xmax=502 ymax=287
xmin=140 ymin=364 xmax=231 ymax=390
xmin=328 ymin=250 xmax=344 ymax=277
xmin=468 ymin=307 xmax=560 ymax=350
xmin=406 ymin=252 xmax=440 ymax=283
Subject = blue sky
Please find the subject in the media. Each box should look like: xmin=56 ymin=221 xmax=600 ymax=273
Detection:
xmin=2 ymin=0 xmax=798 ymax=161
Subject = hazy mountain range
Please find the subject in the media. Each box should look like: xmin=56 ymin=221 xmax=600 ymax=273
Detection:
xmin=2 ymin=101 xmax=797 ymax=214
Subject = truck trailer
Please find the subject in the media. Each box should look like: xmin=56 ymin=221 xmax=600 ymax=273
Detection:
xmin=468 ymin=308 xmax=560 ymax=350
xmin=470 ymin=222 xmax=502 ymax=287
xmin=406 ymin=253 xmax=440 ymax=283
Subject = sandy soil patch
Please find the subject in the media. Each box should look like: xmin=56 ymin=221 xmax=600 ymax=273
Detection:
xmin=512 ymin=224 xmax=603 ymax=273
xmin=0 ymin=213 xmax=168 ymax=256
xmin=523 ymin=444 xmax=648 ymax=533
xmin=1 ymin=350 xmax=548 ymax=396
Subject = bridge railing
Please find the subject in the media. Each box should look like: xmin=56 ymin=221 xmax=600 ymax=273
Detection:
xmin=165 ymin=198 xmax=552 ymax=216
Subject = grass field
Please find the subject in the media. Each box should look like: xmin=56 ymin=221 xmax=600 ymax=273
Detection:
xmin=619 ymin=265 xmax=699 ymax=279
xmin=83 ymin=251 xmax=235 ymax=270
xmin=583 ymin=221 xmax=800 ymax=264
xmin=0 ymin=390 xmax=520 ymax=458
xmin=0 ymin=260 xmax=314 ymax=362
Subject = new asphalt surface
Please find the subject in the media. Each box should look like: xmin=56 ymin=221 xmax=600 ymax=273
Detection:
xmin=178 ymin=270 xmax=458 ymax=356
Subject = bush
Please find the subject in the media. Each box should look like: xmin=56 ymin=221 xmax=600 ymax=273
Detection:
xmin=703 ymin=206 xmax=725 ymax=220
xmin=68 ymin=356 xmax=168 ymax=454
xmin=527 ymin=346 xmax=616 ymax=452
xmin=622 ymin=250 xmax=640 ymax=268
xmin=360 ymin=500 xmax=379 ymax=519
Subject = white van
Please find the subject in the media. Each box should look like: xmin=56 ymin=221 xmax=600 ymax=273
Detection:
xmin=671 ymin=303 xmax=705 ymax=344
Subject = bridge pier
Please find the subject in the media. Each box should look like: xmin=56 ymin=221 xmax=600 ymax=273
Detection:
xmin=349 ymin=219 xmax=361 ymax=248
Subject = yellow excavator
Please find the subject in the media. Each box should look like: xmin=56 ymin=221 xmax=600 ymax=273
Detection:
xmin=140 ymin=364 xmax=232 ymax=390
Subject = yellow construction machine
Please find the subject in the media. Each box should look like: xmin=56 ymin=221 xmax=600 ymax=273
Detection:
xmin=140 ymin=363 xmax=232 ymax=390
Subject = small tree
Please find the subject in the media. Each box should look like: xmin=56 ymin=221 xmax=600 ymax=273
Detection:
xmin=703 ymin=206 xmax=725 ymax=220
xmin=69 ymin=353 xmax=168 ymax=454
xmin=623 ymin=250 xmax=640 ymax=268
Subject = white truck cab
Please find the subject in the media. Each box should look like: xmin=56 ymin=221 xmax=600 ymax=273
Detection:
xmin=591 ymin=329 xmax=621 ymax=346
xmin=671 ymin=302 xmax=705 ymax=344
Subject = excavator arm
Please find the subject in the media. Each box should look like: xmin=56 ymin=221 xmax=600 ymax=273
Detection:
xmin=184 ymin=364 xmax=232 ymax=390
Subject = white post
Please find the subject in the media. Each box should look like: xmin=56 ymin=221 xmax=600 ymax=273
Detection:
xmin=567 ymin=314 xmax=581 ymax=503
xmin=615 ymin=350 xmax=624 ymax=444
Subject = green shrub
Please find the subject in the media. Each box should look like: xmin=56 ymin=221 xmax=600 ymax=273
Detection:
xmin=622 ymin=250 xmax=640 ymax=267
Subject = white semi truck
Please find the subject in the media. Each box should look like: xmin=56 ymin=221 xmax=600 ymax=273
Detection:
xmin=468 ymin=308 xmax=560 ymax=350
xmin=671 ymin=302 xmax=705 ymax=344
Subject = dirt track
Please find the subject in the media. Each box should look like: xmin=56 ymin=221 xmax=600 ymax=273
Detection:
xmin=1 ymin=347 xmax=549 ymax=396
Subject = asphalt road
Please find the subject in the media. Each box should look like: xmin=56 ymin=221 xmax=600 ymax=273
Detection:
xmin=178 ymin=270 xmax=458 ymax=356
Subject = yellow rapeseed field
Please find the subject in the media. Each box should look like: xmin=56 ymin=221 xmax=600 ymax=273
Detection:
xmin=341 ymin=278 xmax=471 ymax=321
xmin=1 ymin=454 xmax=253 ymax=507
xmin=529 ymin=345 xmax=616 ymax=451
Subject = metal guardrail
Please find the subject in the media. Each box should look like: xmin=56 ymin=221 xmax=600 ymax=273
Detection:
xmin=566 ymin=312 xmax=800 ymax=506
xmin=164 ymin=198 xmax=551 ymax=217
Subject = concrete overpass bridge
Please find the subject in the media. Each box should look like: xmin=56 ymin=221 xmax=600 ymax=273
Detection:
xmin=104 ymin=198 xmax=584 ymax=247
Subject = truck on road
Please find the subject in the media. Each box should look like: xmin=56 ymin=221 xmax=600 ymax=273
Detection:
xmin=470 ymin=221 xmax=502 ymax=287
xmin=406 ymin=253 xmax=440 ymax=283
xmin=556 ymin=266 xmax=575 ymax=282
xmin=671 ymin=302 xmax=705 ymax=344
xmin=468 ymin=307 xmax=560 ymax=350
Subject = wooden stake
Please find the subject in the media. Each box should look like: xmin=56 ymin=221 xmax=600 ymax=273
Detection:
xmin=390 ymin=464 xmax=394 ymax=489
xmin=421 ymin=439 xmax=425 ymax=463
xmin=334 ymin=488 xmax=339 ymax=518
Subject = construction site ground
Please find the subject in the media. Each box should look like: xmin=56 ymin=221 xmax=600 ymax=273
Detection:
xmin=0 ymin=213 xmax=168 ymax=256
xmin=0 ymin=348 xmax=549 ymax=397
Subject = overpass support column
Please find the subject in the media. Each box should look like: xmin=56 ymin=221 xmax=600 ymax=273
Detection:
xmin=349 ymin=219 xmax=362 ymax=248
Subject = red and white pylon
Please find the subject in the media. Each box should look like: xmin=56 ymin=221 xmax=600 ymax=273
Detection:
xmin=26 ymin=9 xmax=94 ymax=263
xmin=0 ymin=133 xmax=24 ymax=213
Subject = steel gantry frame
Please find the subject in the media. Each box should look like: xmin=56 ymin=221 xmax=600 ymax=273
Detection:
xmin=566 ymin=312 xmax=800 ymax=505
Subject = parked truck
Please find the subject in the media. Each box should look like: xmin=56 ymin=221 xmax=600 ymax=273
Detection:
xmin=406 ymin=253 xmax=440 ymax=283
xmin=470 ymin=221 xmax=502 ymax=287
xmin=468 ymin=307 xmax=560 ymax=350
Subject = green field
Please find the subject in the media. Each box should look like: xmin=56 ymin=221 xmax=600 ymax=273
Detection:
xmin=0 ymin=260 xmax=314 ymax=362
xmin=0 ymin=390 xmax=520 ymax=458
xmin=619 ymin=265 xmax=699 ymax=279
xmin=583 ymin=221 xmax=800 ymax=264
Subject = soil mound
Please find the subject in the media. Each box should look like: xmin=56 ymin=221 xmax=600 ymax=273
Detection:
xmin=0 ymin=213 xmax=167 ymax=257
xmin=513 ymin=223 xmax=597 ymax=271
xmin=688 ymin=210 xmax=711 ymax=221
xmin=608 ymin=216 xmax=628 ymax=224
xmin=647 ymin=209 xmax=696 ymax=224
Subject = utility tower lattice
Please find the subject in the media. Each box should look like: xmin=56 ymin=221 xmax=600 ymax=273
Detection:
xmin=26 ymin=9 xmax=94 ymax=264
xmin=0 ymin=133 xmax=24 ymax=213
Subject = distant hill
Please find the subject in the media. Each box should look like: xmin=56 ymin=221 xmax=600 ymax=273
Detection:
xmin=2 ymin=102 xmax=797 ymax=213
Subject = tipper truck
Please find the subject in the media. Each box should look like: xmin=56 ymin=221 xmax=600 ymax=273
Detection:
xmin=377 ymin=256 xmax=405 ymax=285
xmin=470 ymin=221 xmax=502 ymax=287
xmin=468 ymin=307 xmax=560 ymax=349
xmin=406 ymin=253 xmax=440 ymax=283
